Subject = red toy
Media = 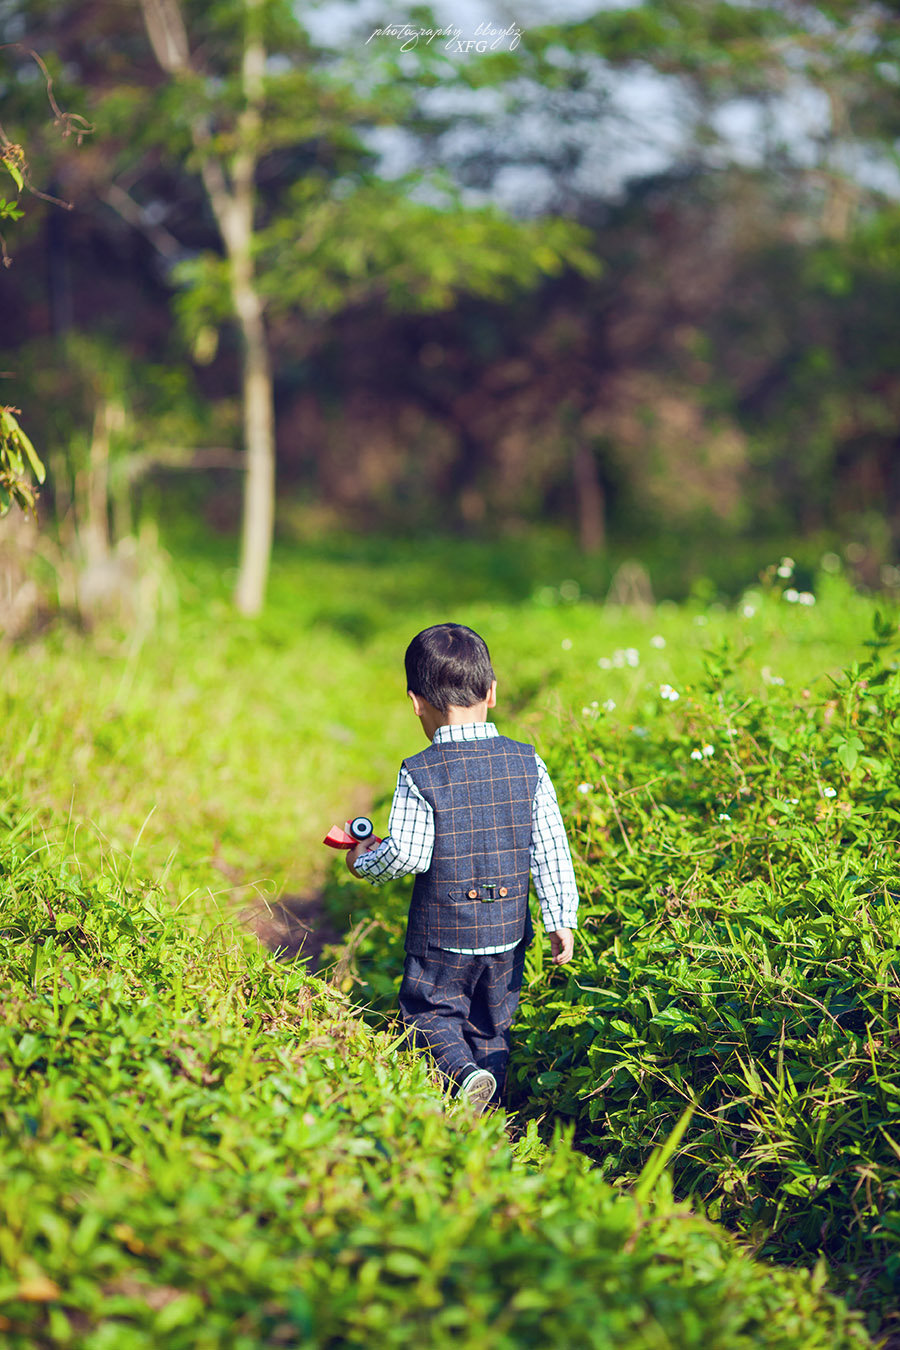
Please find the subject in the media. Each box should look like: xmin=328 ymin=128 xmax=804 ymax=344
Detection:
xmin=323 ymin=815 xmax=382 ymax=850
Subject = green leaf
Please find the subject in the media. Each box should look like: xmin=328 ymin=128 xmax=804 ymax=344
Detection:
xmin=536 ymin=1070 xmax=562 ymax=1088
xmin=15 ymin=422 xmax=46 ymax=485
xmin=633 ymin=1104 xmax=696 ymax=1204
xmin=650 ymin=1007 xmax=700 ymax=1034
xmin=837 ymin=741 xmax=860 ymax=771
xmin=4 ymin=158 xmax=23 ymax=193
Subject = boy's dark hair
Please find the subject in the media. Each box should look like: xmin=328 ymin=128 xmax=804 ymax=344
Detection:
xmin=405 ymin=624 xmax=495 ymax=712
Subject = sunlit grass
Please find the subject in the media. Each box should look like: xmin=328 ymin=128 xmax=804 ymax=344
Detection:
xmin=0 ymin=531 xmax=887 ymax=1345
xmin=0 ymin=537 xmax=876 ymax=912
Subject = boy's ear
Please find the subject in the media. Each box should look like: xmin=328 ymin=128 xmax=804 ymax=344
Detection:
xmin=486 ymin=680 xmax=497 ymax=709
xmin=408 ymin=689 xmax=424 ymax=717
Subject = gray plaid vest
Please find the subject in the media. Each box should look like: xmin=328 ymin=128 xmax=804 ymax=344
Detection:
xmin=402 ymin=734 xmax=538 ymax=956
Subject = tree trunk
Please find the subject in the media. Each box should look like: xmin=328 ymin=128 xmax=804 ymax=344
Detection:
xmin=572 ymin=441 xmax=605 ymax=554
xmin=81 ymin=398 xmax=125 ymax=566
xmin=232 ymin=256 xmax=275 ymax=616
xmin=226 ymin=2 xmax=273 ymax=616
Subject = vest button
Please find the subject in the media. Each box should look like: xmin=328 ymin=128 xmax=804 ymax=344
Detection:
xmin=499 ymin=887 xmax=508 ymax=897
xmin=467 ymin=889 xmax=478 ymax=900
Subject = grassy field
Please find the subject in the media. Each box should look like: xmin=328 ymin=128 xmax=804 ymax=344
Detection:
xmin=0 ymin=532 xmax=878 ymax=901
xmin=1 ymin=528 xmax=895 ymax=1345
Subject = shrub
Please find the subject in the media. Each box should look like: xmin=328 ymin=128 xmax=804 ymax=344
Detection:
xmin=513 ymin=613 xmax=900 ymax=1329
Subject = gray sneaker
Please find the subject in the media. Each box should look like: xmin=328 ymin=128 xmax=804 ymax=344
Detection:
xmin=458 ymin=1068 xmax=497 ymax=1113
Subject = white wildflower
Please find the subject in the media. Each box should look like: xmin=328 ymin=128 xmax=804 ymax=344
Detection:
xmin=603 ymin=699 xmax=616 ymax=712
xmin=597 ymin=657 xmax=612 ymax=670
xmin=777 ymin=557 xmax=795 ymax=578
xmin=742 ymin=604 xmax=757 ymax=618
xmin=788 ymin=798 xmax=799 ymax=805
xmin=650 ymin=635 xmax=666 ymax=649
xmin=822 ymin=786 xmax=837 ymax=798
xmin=625 ymin=647 xmax=640 ymax=667
xmin=691 ymin=748 xmax=703 ymax=761
xmin=577 ymin=782 xmax=592 ymax=794
xmin=718 ymin=813 xmax=732 ymax=822
xmin=659 ymin=683 xmax=680 ymax=702
xmin=784 ymin=588 xmax=799 ymax=603
xmin=702 ymin=744 xmax=714 ymax=757
xmin=561 ymin=638 xmax=573 ymax=651
xmin=798 ymin=592 xmax=815 ymax=606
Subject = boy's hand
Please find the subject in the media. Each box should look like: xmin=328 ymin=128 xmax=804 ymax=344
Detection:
xmin=550 ymin=928 xmax=574 ymax=965
xmin=346 ymin=840 xmax=376 ymax=875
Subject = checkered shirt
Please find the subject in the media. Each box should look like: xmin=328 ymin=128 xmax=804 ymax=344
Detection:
xmin=353 ymin=721 xmax=579 ymax=953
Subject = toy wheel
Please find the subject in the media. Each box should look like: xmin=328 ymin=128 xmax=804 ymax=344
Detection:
xmin=349 ymin=816 xmax=374 ymax=841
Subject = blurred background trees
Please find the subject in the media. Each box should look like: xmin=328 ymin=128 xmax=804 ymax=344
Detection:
xmin=1 ymin=0 xmax=899 ymax=611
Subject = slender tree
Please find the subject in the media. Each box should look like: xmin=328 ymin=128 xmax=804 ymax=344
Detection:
xmin=132 ymin=0 xmax=597 ymax=613
xmin=138 ymin=0 xmax=273 ymax=614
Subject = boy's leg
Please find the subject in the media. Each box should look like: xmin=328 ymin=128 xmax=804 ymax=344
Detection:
xmin=463 ymin=938 xmax=528 ymax=1100
xmin=398 ymin=949 xmax=485 ymax=1089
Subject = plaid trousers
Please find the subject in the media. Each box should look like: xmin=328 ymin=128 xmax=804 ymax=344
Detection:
xmin=397 ymin=939 xmax=528 ymax=1096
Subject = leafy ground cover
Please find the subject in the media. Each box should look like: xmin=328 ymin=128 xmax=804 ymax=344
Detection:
xmin=0 ymin=530 xmax=892 ymax=1343
xmin=522 ymin=608 xmax=900 ymax=1327
xmin=0 ymin=789 xmax=870 ymax=1347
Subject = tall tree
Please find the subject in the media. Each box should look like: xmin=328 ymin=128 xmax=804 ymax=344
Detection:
xmin=127 ymin=0 xmax=597 ymax=612
xmin=138 ymin=0 xmax=274 ymax=614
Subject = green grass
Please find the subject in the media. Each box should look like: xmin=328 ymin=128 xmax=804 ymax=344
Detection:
xmin=0 ymin=536 xmax=875 ymax=901
xmin=0 ymin=528 xmax=892 ymax=1345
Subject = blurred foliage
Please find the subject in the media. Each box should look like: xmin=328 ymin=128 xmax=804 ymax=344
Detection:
xmin=1 ymin=1 xmax=900 ymax=559
xmin=0 ymin=44 xmax=89 ymax=518
xmin=15 ymin=333 xmax=237 ymax=487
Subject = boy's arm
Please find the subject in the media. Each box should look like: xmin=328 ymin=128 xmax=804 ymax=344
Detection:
xmin=531 ymin=754 xmax=579 ymax=959
xmin=349 ymin=769 xmax=434 ymax=884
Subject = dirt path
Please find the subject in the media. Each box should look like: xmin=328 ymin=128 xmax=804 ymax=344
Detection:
xmin=248 ymin=888 xmax=345 ymax=971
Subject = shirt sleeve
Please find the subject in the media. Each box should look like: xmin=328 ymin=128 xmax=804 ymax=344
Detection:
xmin=530 ymin=753 xmax=579 ymax=932
xmin=351 ymin=767 xmax=434 ymax=886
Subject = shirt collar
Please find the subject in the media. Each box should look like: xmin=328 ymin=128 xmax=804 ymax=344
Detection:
xmin=432 ymin=721 xmax=499 ymax=744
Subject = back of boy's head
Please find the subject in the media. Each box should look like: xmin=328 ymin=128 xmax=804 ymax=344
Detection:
xmin=405 ymin=624 xmax=495 ymax=713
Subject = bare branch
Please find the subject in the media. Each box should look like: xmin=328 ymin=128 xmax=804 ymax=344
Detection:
xmin=138 ymin=0 xmax=191 ymax=73
xmin=102 ymin=181 xmax=184 ymax=259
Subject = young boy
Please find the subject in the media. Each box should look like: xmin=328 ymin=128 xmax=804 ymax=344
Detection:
xmin=346 ymin=623 xmax=579 ymax=1112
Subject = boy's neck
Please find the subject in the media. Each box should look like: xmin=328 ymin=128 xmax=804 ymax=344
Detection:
xmin=409 ymin=684 xmax=497 ymax=742
xmin=422 ymin=702 xmax=490 ymax=741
